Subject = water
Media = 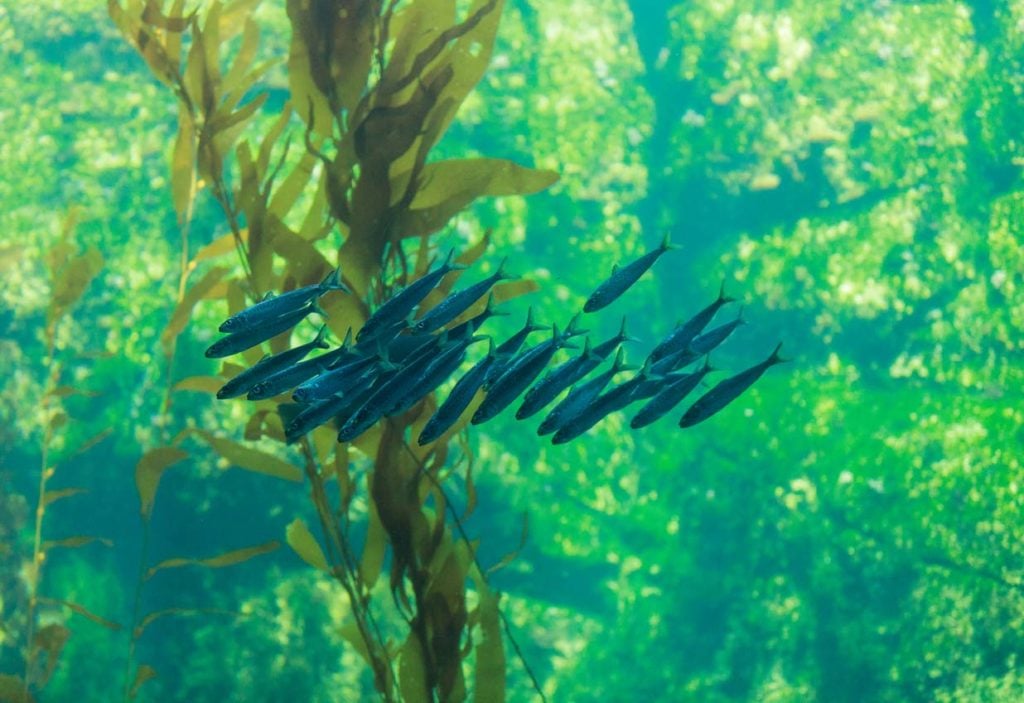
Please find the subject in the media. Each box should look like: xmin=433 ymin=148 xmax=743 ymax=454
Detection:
xmin=1 ymin=0 xmax=1023 ymax=701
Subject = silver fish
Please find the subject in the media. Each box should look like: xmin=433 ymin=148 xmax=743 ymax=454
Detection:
xmin=649 ymin=283 xmax=735 ymax=363
xmin=205 ymin=302 xmax=323 ymax=358
xmin=551 ymin=360 xmax=653 ymax=444
xmin=631 ymin=356 xmax=714 ymax=429
xmin=418 ymin=341 xmax=498 ymax=446
xmin=216 ymin=325 xmax=330 ymax=399
xmin=679 ymin=343 xmax=787 ymax=428
xmin=583 ymin=233 xmax=675 ymax=313
xmin=218 ymin=268 xmax=347 ymax=333
xmin=357 ymin=249 xmax=463 ymax=342
xmin=537 ymin=348 xmax=634 ymax=436
xmin=411 ymin=259 xmax=512 ymax=334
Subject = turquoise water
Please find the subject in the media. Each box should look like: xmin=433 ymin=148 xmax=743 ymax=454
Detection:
xmin=2 ymin=1 xmax=1023 ymax=701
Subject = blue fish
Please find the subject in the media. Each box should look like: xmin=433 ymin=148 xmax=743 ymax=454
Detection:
xmin=337 ymin=333 xmax=458 ymax=442
xmin=482 ymin=306 xmax=550 ymax=386
xmin=648 ymin=283 xmax=735 ymax=363
xmin=357 ymin=249 xmax=462 ymax=342
xmin=583 ymin=233 xmax=676 ymax=313
xmin=630 ymin=357 xmax=714 ymax=429
xmin=472 ymin=317 xmax=582 ymax=425
xmin=537 ymin=348 xmax=634 ymax=436
xmin=418 ymin=341 xmax=498 ymax=446
xmin=411 ymin=259 xmax=512 ymax=334
xmin=516 ymin=337 xmax=599 ymax=420
xmin=285 ymin=369 xmax=380 ymax=442
xmin=246 ymin=342 xmax=351 ymax=400
xmin=388 ymin=333 xmax=487 ymax=417
xmin=219 ymin=268 xmax=347 ymax=333
xmin=216 ymin=325 xmax=330 ymax=399
xmin=679 ymin=343 xmax=787 ymax=428
xmin=205 ymin=302 xmax=324 ymax=358
xmin=292 ymin=352 xmax=382 ymax=403
xmin=551 ymin=360 xmax=653 ymax=444
xmin=445 ymin=292 xmax=506 ymax=342
xmin=689 ymin=306 xmax=746 ymax=355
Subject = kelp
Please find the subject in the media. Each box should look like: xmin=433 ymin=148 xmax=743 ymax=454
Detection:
xmin=4 ymin=218 xmax=120 ymax=703
xmin=110 ymin=0 xmax=553 ymax=700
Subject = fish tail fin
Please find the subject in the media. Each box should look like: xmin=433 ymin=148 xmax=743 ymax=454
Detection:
xmin=701 ymin=354 xmax=714 ymax=373
xmin=341 ymin=327 xmax=354 ymax=348
xmin=718 ymin=280 xmax=738 ymax=303
xmin=580 ymin=336 xmax=593 ymax=357
xmin=482 ymin=292 xmax=508 ymax=318
xmin=523 ymin=305 xmax=548 ymax=332
xmin=495 ymin=256 xmax=514 ymax=281
xmin=442 ymin=247 xmax=468 ymax=272
xmin=768 ymin=342 xmax=790 ymax=365
xmin=313 ymin=325 xmax=330 ymax=349
xmin=320 ymin=267 xmax=349 ymax=293
xmin=611 ymin=347 xmax=636 ymax=374
xmin=564 ymin=314 xmax=588 ymax=338
xmin=660 ymin=231 xmax=681 ymax=251
xmin=616 ymin=316 xmax=641 ymax=345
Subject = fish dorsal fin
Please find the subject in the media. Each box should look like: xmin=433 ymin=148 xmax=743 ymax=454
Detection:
xmin=313 ymin=325 xmax=330 ymax=349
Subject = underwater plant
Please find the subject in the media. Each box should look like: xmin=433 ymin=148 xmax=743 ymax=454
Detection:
xmin=101 ymin=0 xmax=783 ymax=700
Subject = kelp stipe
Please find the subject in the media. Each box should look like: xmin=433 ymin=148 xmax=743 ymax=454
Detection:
xmin=3 ymin=214 xmax=122 ymax=703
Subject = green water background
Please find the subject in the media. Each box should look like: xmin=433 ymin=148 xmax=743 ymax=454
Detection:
xmin=1 ymin=0 xmax=1023 ymax=700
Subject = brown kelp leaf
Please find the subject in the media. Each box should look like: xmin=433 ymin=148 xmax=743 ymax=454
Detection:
xmin=41 ymin=487 xmax=87 ymax=508
xmin=135 ymin=446 xmax=189 ymax=519
xmin=412 ymin=158 xmax=559 ymax=209
xmin=172 ymin=376 xmax=223 ymax=394
xmin=381 ymin=0 xmax=456 ymax=92
xmin=48 ymin=385 xmax=99 ymax=398
xmin=358 ymin=500 xmax=387 ymax=591
xmin=193 ymin=229 xmax=248 ymax=263
xmin=284 ymin=0 xmax=333 ymax=136
xmin=42 ymin=535 xmax=113 ymax=551
xmin=267 ymin=216 xmax=331 ymax=282
xmin=48 ymin=247 xmax=103 ymax=326
xmin=161 ymin=266 xmax=229 ymax=353
xmin=471 ymin=582 xmax=505 ymax=703
xmin=140 ymin=0 xmax=192 ymax=31
xmin=66 ymin=428 xmax=113 ymax=459
xmin=398 ymin=634 xmax=429 ymax=703
xmin=37 ymin=597 xmax=122 ymax=631
xmin=170 ymin=111 xmax=196 ymax=222
xmin=145 ymin=540 xmax=280 ymax=579
xmin=421 ymin=0 xmax=505 ymax=150
xmin=128 ymin=664 xmax=158 ymax=701
xmin=285 ymin=518 xmax=329 ymax=572
xmin=491 ymin=279 xmax=539 ymax=304
xmin=31 ymin=623 xmax=69 ymax=687
xmin=195 ymin=430 xmax=302 ymax=482
xmin=221 ymin=17 xmax=260 ymax=98
xmin=210 ymin=93 xmax=270 ymax=158
xmin=0 ymin=673 xmax=35 ymax=702
xmin=268 ymin=150 xmax=321 ymax=219
xmin=337 ymin=619 xmax=375 ymax=669
xmin=135 ymin=607 xmax=236 ymax=639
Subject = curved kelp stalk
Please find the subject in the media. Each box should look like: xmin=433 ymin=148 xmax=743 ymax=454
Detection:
xmin=109 ymin=1 xmax=554 ymax=701
xmin=5 ymin=215 xmax=121 ymax=703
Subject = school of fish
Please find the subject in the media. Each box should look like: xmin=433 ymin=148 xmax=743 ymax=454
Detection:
xmin=205 ymin=236 xmax=786 ymax=446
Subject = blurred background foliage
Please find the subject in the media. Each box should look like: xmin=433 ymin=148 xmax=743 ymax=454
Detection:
xmin=1 ymin=0 xmax=1022 ymax=701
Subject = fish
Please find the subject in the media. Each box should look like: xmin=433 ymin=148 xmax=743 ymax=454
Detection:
xmin=482 ymin=306 xmax=550 ymax=386
xmin=445 ymin=292 xmax=505 ymax=342
xmin=357 ymin=249 xmax=463 ymax=342
xmin=205 ymin=301 xmax=324 ymax=358
xmin=218 ymin=268 xmax=347 ymax=333
xmin=292 ymin=351 xmax=382 ymax=403
xmin=418 ymin=341 xmax=498 ymax=445
xmin=678 ymin=343 xmax=787 ymax=428
xmin=337 ymin=333 xmax=458 ymax=442
xmin=246 ymin=346 xmax=341 ymax=400
xmin=630 ymin=356 xmax=714 ymax=429
xmin=583 ymin=233 xmax=676 ymax=313
xmin=516 ymin=337 xmax=599 ymax=420
xmin=285 ymin=368 xmax=381 ymax=442
xmin=472 ymin=317 xmax=582 ymax=425
xmin=537 ymin=348 xmax=634 ymax=436
xmin=689 ymin=306 xmax=746 ymax=355
xmin=216 ymin=325 xmax=330 ymax=399
xmin=551 ymin=360 xmax=653 ymax=444
xmin=590 ymin=316 xmax=637 ymax=359
xmin=648 ymin=282 xmax=735 ymax=363
xmin=388 ymin=333 xmax=487 ymax=417
xmin=411 ymin=258 xmax=512 ymax=334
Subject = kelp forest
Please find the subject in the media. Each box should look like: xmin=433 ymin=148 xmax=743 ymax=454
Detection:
xmin=2 ymin=0 xmax=1024 ymax=702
